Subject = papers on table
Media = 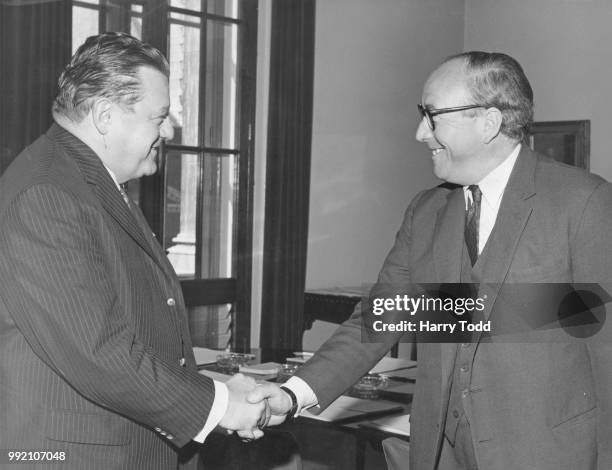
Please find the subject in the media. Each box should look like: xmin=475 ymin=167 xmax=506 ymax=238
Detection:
xmin=300 ymin=395 xmax=403 ymax=424
xmin=369 ymin=356 xmax=417 ymax=374
xmin=286 ymin=351 xmax=313 ymax=365
xmin=238 ymin=362 xmax=281 ymax=379
xmin=193 ymin=347 xmax=280 ymax=380
xmin=193 ymin=347 xmax=223 ymax=366
xmin=287 ymin=352 xmax=417 ymax=376
xmin=238 ymin=362 xmax=280 ymax=375
xmin=360 ymin=413 xmax=411 ymax=437
xmin=384 ymin=366 xmax=417 ymax=382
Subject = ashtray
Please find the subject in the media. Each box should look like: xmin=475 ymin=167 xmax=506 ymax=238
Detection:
xmin=216 ymin=352 xmax=256 ymax=375
xmin=349 ymin=373 xmax=388 ymax=399
xmin=277 ymin=363 xmax=301 ymax=382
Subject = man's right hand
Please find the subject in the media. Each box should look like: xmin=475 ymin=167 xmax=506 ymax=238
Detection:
xmin=218 ymin=374 xmax=268 ymax=440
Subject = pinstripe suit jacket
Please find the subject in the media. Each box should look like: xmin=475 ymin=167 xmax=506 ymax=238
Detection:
xmin=0 ymin=124 xmax=215 ymax=469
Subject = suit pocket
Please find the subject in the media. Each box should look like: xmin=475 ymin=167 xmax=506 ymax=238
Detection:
xmin=507 ymin=261 xmax=569 ymax=282
xmin=46 ymin=409 xmax=131 ymax=446
xmin=552 ymin=405 xmax=598 ymax=434
xmin=551 ymin=406 xmax=597 ymax=468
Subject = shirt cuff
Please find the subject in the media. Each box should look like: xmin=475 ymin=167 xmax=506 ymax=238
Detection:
xmin=192 ymin=380 xmax=229 ymax=443
xmin=284 ymin=376 xmax=318 ymax=415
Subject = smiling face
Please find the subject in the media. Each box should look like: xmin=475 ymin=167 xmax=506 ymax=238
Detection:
xmin=104 ymin=66 xmax=173 ymax=183
xmin=415 ymin=59 xmax=489 ymax=185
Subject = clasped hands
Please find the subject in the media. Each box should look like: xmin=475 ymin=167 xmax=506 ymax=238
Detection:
xmin=218 ymin=374 xmax=294 ymax=441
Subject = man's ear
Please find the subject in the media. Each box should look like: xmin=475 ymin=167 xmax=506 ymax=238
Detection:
xmin=91 ymin=99 xmax=113 ymax=135
xmin=481 ymin=107 xmax=503 ymax=144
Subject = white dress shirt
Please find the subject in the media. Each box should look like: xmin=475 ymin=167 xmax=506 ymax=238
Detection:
xmin=104 ymin=166 xmax=228 ymax=442
xmin=463 ymin=144 xmax=521 ymax=254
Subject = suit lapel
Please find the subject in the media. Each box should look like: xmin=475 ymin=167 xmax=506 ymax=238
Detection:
xmin=129 ymin=202 xmax=181 ymax=283
xmin=431 ymin=187 xmax=465 ymax=392
xmin=50 ymin=125 xmax=164 ymax=271
xmin=474 ymin=145 xmax=537 ymax=344
xmin=432 ymin=187 xmax=465 ymax=283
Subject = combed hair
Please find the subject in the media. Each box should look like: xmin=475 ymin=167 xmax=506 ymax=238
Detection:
xmin=446 ymin=51 xmax=534 ymax=141
xmin=53 ymin=32 xmax=169 ymax=122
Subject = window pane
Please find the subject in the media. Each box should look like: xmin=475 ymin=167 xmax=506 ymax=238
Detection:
xmin=168 ymin=12 xmax=202 ymax=147
xmin=164 ymin=150 xmax=199 ymax=277
xmin=199 ymin=153 xmax=237 ymax=279
xmin=163 ymin=152 xmax=238 ymax=279
xmin=207 ymin=0 xmax=239 ymax=20
xmin=130 ymin=4 xmax=143 ymax=38
xmin=72 ymin=5 xmax=99 ymax=53
xmin=170 ymin=0 xmax=202 ymax=13
xmin=205 ymin=20 xmax=239 ymax=149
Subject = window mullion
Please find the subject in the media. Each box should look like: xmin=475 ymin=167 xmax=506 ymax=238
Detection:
xmin=193 ymin=8 xmax=208 ymax=279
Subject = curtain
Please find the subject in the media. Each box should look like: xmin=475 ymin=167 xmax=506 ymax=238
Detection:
xmin=0 ymin=0 xmax=71 ymax=174
xmin=260 ymin=0 xmax=316 ymax=351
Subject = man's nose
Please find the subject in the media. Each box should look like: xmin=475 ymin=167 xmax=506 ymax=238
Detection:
xmin=415 ymin=118 xmax=432 ymax=142
xmin=160 ymin=118 xmax=174 ymax=141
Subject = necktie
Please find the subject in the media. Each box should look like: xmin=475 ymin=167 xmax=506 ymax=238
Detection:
xmin=465 ymin=185 xmax=482 ymax=266
xmin=118 ymin=184 xmax=131 ymax=208
xmin=118 ymin=183 xmax=154 ymax=243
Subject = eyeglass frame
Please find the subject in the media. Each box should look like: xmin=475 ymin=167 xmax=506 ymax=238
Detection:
xmin=417 ymin=103 xmax=485 ymax=130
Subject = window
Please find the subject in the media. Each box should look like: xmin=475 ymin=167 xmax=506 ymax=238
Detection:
xmin=72 ymin=0 xmax=143 ymax=50
xmin=72 ymin=0 xmax=257 ymax=350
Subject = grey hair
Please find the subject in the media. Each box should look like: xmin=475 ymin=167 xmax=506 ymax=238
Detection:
xmin=446 ymin=51 xmax=534 ymax=141
xmin=53 ymin=32 xmax=169 ymax=122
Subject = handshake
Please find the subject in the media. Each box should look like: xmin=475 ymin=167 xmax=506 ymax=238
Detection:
xmin=217 ymin=374 xmax=295 ymax=441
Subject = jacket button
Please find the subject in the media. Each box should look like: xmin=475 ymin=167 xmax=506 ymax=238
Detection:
xmin=167 ymin=298 xmax=176 ymax=307
xmin=453 ymin=410 xmax=459 ymax=418
xmin=179 ymin=357 xmax=186 ymax=367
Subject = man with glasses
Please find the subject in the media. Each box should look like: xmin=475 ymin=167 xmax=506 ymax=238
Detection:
xmin=251 ymin=51 xmax=612 ymax=469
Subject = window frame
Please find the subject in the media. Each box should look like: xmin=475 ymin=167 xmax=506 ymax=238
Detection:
xmin=73 ymin=0 xmax=258 ymax=350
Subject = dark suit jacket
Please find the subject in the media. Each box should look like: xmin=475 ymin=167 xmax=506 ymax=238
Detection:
xmin=296 ymin=145 xmax=612 ymax=470
xmin=0 ymin=125 xmax=216 ymax=469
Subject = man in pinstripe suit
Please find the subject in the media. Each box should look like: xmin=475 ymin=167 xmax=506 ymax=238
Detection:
xmin=0 ymin=33 xmax=268 ymax=469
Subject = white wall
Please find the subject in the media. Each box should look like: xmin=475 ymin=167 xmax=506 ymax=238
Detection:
xmin=304 ymin=0 xmax=465 ymax=350
xmin=464 ymin=0 xmax=612 ymax=181
xmin=306 ymin=0 xmax=465 ymax=290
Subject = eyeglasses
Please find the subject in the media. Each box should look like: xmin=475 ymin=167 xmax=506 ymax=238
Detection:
xmin=417 ymin=104 xmax=484 ymax=131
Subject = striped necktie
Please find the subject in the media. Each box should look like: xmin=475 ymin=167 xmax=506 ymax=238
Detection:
xmin=465 ymin=184 xmax=482 ymax=266
xmin=118 ymin=184 xmax=131 ymax=208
